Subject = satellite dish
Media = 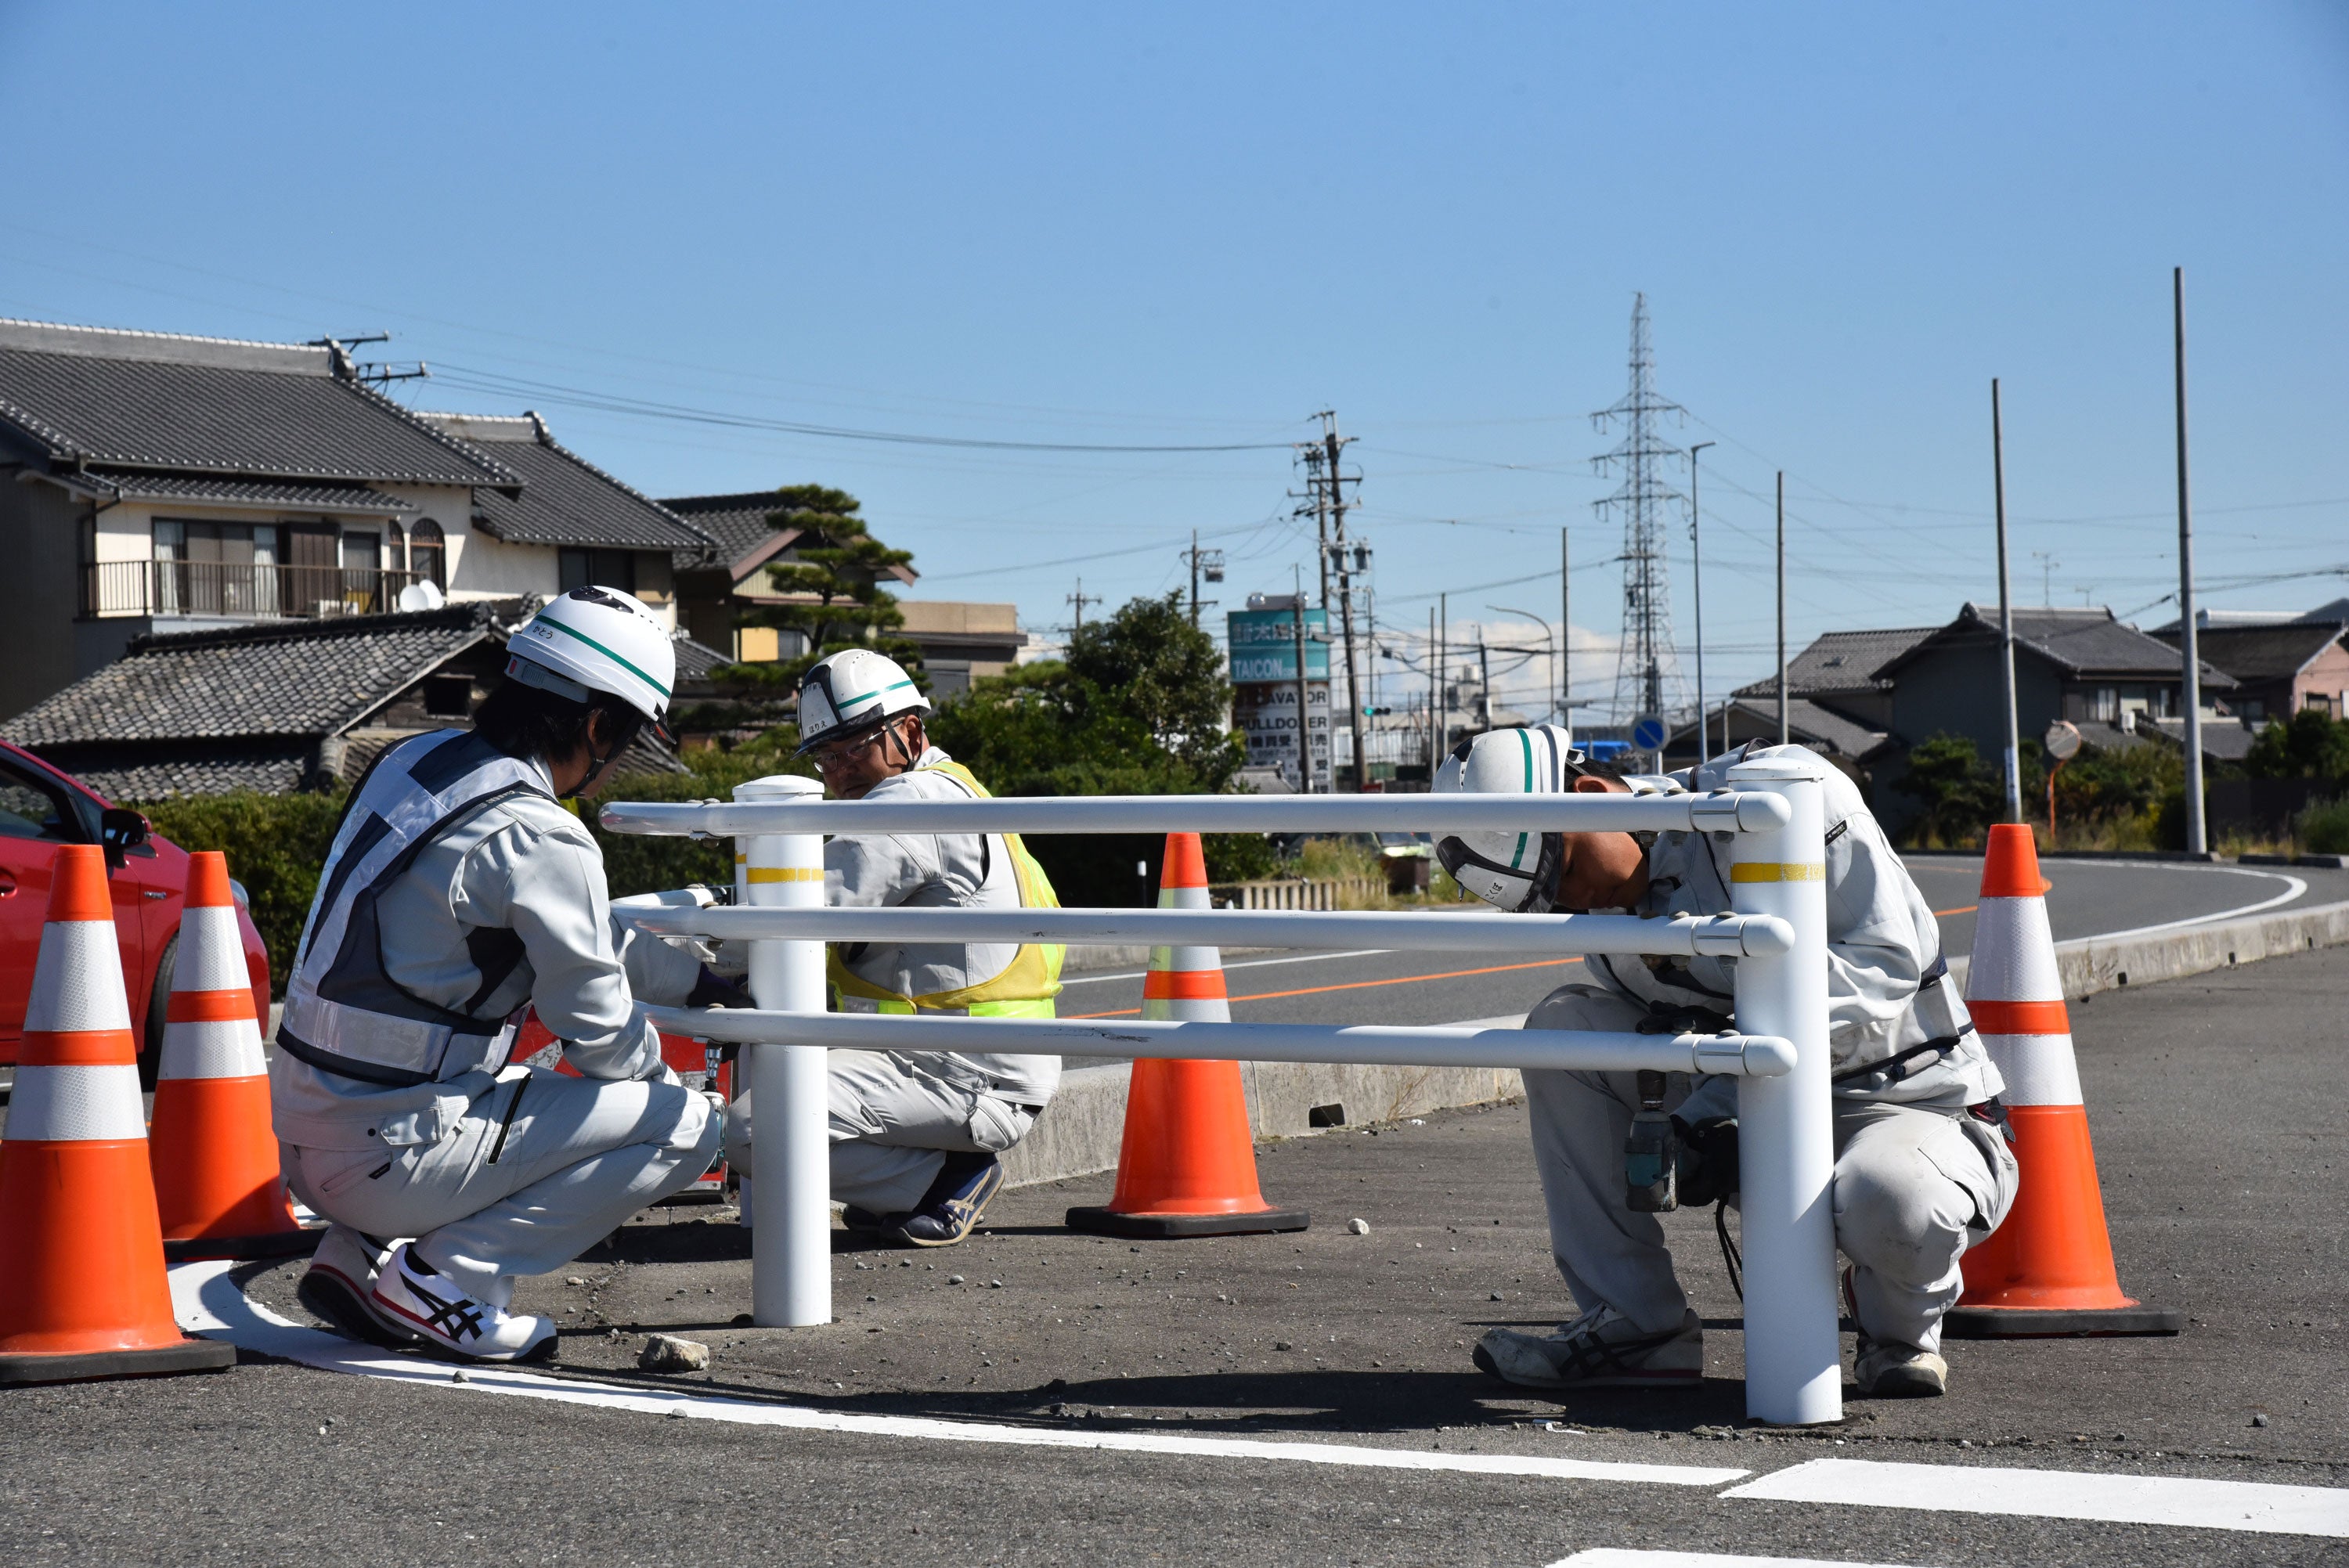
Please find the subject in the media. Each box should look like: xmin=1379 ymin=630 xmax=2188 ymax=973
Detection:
xmin=397 ymin=580 xmax=446 ymax=613
xmin=2044 ymin=719 xmax=2083 ymax=761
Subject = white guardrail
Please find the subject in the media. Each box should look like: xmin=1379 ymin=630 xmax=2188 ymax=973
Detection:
xmin=600 ymin=758 xmax=1840 ymax=1426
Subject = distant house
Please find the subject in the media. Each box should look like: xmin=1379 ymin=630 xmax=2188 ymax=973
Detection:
xmin=1874 ymin=604 xmax=2239 ymax=764
xmin=0 ymin=316 xmax=713 ymax=723
xmin=663 ymin=488 xmax=1024 ymax=696
xmin=1 ymin=598 xmax=703 ymax=800
xmin=2149 ymin=618 xmax=2349 ymax=723
xmin=1664 ymin=696 xmax=1895 ymax=774
xmin=1677 ymin=625 xmax=1939 ymax=771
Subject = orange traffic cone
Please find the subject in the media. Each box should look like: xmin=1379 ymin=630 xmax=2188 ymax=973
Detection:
xmin=0 ymin=845 xmax=236 ymax=1383
xmin=1066 ymin=833 xmax=1308 ymax=1238
xmin=149 ymin=852 xmax=312 ymax=1262
xmin=1944 ymin=824 xmax=2183 ymax=1339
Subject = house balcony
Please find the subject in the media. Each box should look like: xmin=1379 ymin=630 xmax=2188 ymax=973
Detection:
xmin=80 ymin=559 xmax=427 ymax=622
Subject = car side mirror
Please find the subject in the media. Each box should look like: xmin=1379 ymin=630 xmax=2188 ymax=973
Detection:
xmin=100 ymin=806 xmax=153 ymax=867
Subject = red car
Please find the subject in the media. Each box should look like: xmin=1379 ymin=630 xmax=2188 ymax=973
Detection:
xmin=0 ymin=740 xmax=272 ymax=1090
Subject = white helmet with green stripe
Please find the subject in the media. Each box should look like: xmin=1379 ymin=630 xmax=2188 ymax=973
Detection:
xmin=505 ymin=586 xmax=676 ymax=730
xmin=1431 ymin=724 xmax=1585 ymax=913
xmin=795 ymin=647 xmax=931 ymax=753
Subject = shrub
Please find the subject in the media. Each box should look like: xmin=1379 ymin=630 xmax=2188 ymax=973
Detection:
xmin=135 ymin=791 xmax=350 ymax=994
xmin=2299 ymin=795 xmax=2349 ymax=855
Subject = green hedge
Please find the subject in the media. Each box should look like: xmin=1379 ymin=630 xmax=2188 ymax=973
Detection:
xmin=135 ymin=791 xmax=350 ymax=995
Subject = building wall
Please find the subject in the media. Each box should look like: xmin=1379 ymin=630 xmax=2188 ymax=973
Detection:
xmin=0 ymin=478 xmax=89 ymax=723
xmin=1887 ymin=642 xmax=2067 ymax=761
xmin=2294 ymin=640 xmax=2349 ymax=719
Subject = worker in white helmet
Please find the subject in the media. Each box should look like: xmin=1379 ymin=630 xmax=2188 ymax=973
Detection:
xmin=1434 ymin=726 xmax=2016 ymax=1399
xmin=721 ymin=647 xmax=1063 ymax=1247
xmin=272 ymin=587 xmax=725 ymax=1362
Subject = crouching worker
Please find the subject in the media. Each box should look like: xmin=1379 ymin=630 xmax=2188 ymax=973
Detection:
xmin=723 ymin=648 xmax=1063 ymax=1249
xmin=273 ymin=588 xmax=724 ymax=1362
xmin=1435 ymin=726 xmax=2016 ymax=1398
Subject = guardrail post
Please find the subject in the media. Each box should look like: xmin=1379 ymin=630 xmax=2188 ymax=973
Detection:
xmin=735 ymin=774 xmax=829 ymax=1328
xmin=1725 ymin=755 xmax=1840 ymax=1426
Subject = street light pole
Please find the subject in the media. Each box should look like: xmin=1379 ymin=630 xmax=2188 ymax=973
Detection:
xmin=1690 ymin=442 xmax=1715 ymax=764
xmin=1993 ymin=380 xmax=2022 ymax=824
xmin=2174 ymin=268 xmax=2207 ymax=856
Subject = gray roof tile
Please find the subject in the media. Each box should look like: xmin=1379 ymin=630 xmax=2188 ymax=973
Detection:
xmin=660 ymin=491 xmax=792 ymax=565
xmin=2149 ymin=622 xmax=2347 ymax=682
xmin=424 ymin=414 xmax=714 ymax=552
xmin=70 ymin=467 xmax=419 ymax=514
xmin=1734 ymin=626 xmax=1936 ymax=699
xmin=0 ymin=319 xmax=517 ymax=487
xmin=1877 ymin=603 xmax=2237 ymax=687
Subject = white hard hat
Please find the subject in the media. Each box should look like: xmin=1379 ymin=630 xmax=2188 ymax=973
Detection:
xmin=504 ymin=586 xmax=676 ymax=730
xmin=796 ymin=647 xmax=931 ymax=753
xmin=1431 ymin=724 xmax=1585 ymax=913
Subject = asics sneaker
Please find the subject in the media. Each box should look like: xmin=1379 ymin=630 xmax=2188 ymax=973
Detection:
xmin=1473 ymin=1306 xmax=1705 ymax=1390
xmin=369 ymin=1244 xmax=557 ymax=1363
xmin=890 ymin=1152 xmax=1004 ymax=1248
xmin=297 ymin=1225 xmax=414 ymax=1350
xmin=1854 ymin=1336 xmax=1947 ymax=1397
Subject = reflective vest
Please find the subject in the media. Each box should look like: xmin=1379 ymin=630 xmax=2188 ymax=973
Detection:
xmin=277 ymin=730 xmax=548 ymax=1087
xmin=826 ymin=759 xmax=1064 ymax=1017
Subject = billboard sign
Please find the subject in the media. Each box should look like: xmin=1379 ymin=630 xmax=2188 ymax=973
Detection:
xmin=1226 ymin=607 xmax=1330 ymax=685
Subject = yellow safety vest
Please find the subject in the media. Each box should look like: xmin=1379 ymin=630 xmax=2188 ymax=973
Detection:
xmin=826 ymin=759 xmax=1064 ymax=1017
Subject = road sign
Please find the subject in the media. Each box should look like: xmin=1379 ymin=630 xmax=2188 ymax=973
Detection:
xmin=2044 ymin=720 xmax=2083 ymax=761
xmin=1631 ymin=714 xmax=1667 ymax=752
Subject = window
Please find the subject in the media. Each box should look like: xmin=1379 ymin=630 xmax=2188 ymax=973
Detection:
xmin=2085 ymin=687 xmax=2118 ymax=723
xmin=424 ymin=675 xmax=474 ymax=718
xmin=410 ymin=519 xmax=447 ymax=589
xmin=0 ymin=758 xmax=83 ymax=844
xmin=2310 ymin=692 xmax=2336 ymax=714
xmin=559 ymin=547 xmax=637 ymax=593
xmin=341 ymin=532 xmax=381 ymax=572
xmin=2241 ymin=698 xmax=2265 ymax=721
xmin=153 ymin=520 xmax=281 ymax=615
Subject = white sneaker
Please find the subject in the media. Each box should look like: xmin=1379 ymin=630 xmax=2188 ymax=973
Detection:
xmin=369 ymin=1244 xmax=557 ymax=1363
xmin=297 ymin=1226 xmax=414 ymax=1350
xmin=1474 ymin=1306 xmax=1705 ymax=1390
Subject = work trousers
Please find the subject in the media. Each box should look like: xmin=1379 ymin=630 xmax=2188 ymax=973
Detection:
xmin=1522 ymin=983 xmax=2017 ymax=1354
xmin=723 ymin=1049 xmax=1040 ymax=1215
xmin=284 ymin=1065 xmax=721 ymax=1307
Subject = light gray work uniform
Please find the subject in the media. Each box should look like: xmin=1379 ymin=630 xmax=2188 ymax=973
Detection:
xmin=723 ymin=745 xmax=1059 ymax=1215
xmin=271 ymin=730 xmax=719 ymax=1308
xmin=1523 ymin=743 xmax=2018 ymax=1354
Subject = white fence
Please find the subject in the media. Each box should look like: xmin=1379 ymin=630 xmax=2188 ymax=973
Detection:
xmin=600 ymin=758 xmax=1839 ymax=1426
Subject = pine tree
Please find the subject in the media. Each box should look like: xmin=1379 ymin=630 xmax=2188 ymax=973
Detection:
xmin=725 ymin=485 xmax=926 ymax=692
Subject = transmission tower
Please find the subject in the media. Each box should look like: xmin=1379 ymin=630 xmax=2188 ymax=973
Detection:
xmin=1590 ymin=294 xmax=1687 ymax=731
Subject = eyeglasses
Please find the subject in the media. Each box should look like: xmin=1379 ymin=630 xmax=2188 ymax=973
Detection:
xmin=809 ymin=726 xmax=894 ymax=772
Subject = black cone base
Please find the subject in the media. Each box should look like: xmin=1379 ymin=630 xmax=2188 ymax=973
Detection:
xmin=164 ymin=1227 xmax=323 ymax=1264
xmin=1942 ymin=1303 xmax=2185 ymax=1339
xmin=1066 ymin=1205 xmax=1310 ymax=1239
xmin=0 ymin=1337 xmax=237 ymax=1386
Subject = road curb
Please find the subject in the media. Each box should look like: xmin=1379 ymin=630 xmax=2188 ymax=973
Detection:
xmin=1005 ymin=899 xmax=2349 ymax=1194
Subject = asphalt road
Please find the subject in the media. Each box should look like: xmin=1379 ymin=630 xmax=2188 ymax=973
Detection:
xmin=1055 ymin=853 xmax=2349 ymax=1036
xmin=9 ymin=941 xmax=2347 ymax=1564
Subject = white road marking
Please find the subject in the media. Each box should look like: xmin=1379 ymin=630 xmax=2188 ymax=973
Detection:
xmin=1550 ymin=1552 xmax=1932 ymax=1568
xmin=1059 ymin=949 xmax=1394 ymax=986
xmin=2078 ymin=867 xmax=2309 ymax=940
xmin=169 ymin=1261 xmax=1743 ymax=1487
xmin=1724 ymin=1457 xmax=2349 ymax=1538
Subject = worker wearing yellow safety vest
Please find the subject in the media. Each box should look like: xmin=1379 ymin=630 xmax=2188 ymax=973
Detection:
xmin=722 ymin=647 xmax=1063 ymax=1247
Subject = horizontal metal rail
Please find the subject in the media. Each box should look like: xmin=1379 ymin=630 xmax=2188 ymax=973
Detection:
xmin=642 ymin=1005 xmax=1796 ymax=1077
xmin=617 ymin=904 xmax=1796 ymax=959
xmin=598 ymin=789 xmax=1789 ymax=839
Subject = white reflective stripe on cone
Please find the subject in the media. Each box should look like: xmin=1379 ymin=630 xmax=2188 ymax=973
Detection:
xmin=1152 ymin=944 xmax=1223 ymax=973
xmin=1143 ymin=997 xmax=1231 ymax=1023
xmin=158 ymin=1016 xmax=269 ymax=1081
xmin=171 ymin=905 xmax=253 ymax=993
xmin=6 ymin=1064 xmax=148 ymax=1141
xmin=25 ymin=921 xmax=132 ymax=1033
xmin=1965 ymin=895 xmax=2062 ymax=1002
xmin=1981 ymin=1033 xmax=2086 ymax=1107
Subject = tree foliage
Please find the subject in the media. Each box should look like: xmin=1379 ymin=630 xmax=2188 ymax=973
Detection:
xmin=135 ymin=789 xmax=351 ymax=994
xmin=1890 ymin=730 xmax=2186 ymax=849
xmin=2243 ymin=707 xmax=2349 ymax=787
xmin=719 ymin=485 xmax=926 ymax=694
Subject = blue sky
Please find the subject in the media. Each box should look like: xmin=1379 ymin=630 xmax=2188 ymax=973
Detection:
xmin=3 ymin=2 xmax=2344 ymax=725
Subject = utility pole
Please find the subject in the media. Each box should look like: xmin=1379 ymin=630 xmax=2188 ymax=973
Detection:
xmin=1427 ymin=606 xmax=1439 ymax=774
xmin=1477 ymin=633 xmax=1492 ymax=732
xmin=2174 ymin=267 xmax=2207 ymax=855
xmin=1182 ymin=530 xmax=1225 ymax=628
xmin=1067 ymin=578 xmax=1100 ymax=635
xmin=1295 ymin=413 xmax=1367 ymax=791
xmin=1290 ymin=566 xmax=1315 ymax=793
xmin=2031 ymin=550 xmax=2059 ymax=607
xmin=1438 ymin=592 xmax=1449 ymax=760
xmin=1992 ymin=380 xmax=2022 ymax=824
xmin=1689 ymin=442 xmax=1714 ymax=763
xmin=1559 ymin=528 xmax=1571 ymax=733
xmin=1776 ymin=471 xmax=1788 ymax=747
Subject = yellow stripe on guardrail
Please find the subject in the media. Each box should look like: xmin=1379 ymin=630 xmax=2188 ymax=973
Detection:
xmin=745 ymin=867 xmax=826 ymax=884
xmin=1730 ymin=862 xmax=1825 ymax=883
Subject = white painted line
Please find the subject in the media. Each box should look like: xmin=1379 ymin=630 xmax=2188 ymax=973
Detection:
xmin=2080 ymin=864 xmax=2308 ymax=940
xmin=170 ymin=1262 xmax=1743 ymax=1488
xmin=1724 ymin=1457 xmax=2349 ymax=1539
xmin=1550 ymin=1552 xmax=1932 ymax=1568
xmin=1059 ymin=949 xmax=1393 ymax=986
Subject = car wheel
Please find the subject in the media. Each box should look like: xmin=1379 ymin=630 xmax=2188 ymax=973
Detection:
xmin=139 ymin=932 xmax=177 ymax=1092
